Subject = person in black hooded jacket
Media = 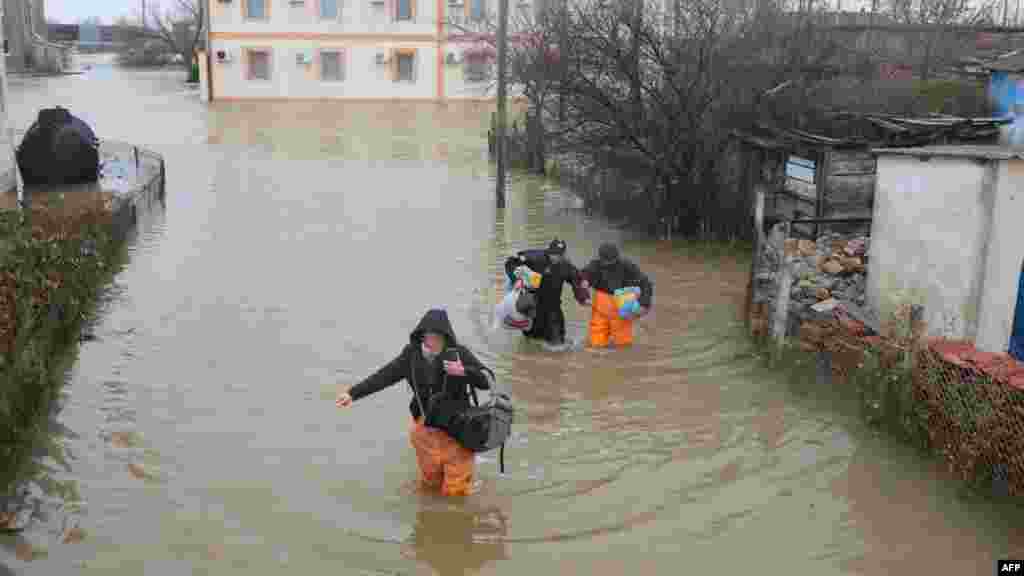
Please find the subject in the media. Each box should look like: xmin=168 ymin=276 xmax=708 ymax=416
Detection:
xmin=503 ymin=238 xmax=588 ymax=346
xmin=336 ymin=309 xmax=491 ymax=496
xmin=580 ymin=243 xmax=653 ymax=348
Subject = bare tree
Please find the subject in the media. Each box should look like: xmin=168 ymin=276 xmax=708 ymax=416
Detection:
xmin=464 ymin=0 xmax=990 ymax=239
xmin=885 ymin=0 xmax=997 ymax=79
xmin=143 ymin=0 xmax=205 ymax=67
xmin=445 ymin=3 xmax=564 ymax=173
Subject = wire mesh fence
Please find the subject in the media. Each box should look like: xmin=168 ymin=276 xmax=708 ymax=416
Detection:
xmin=789 ymin=299 xmax=1024 ymax=497
xmin=914 ymin=340 xmax=1024 ymax=496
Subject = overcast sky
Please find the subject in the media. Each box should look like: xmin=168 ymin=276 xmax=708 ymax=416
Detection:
xmin=46 ymin=0 xmax=143 ymax=24
xmin=44 ymin=0 xmax=1007 ymax=25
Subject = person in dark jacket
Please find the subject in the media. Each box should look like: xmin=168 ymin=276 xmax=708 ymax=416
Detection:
xmin=503 ymin=238 xmax=588 ymax=346
xmin=580 ymin=243 xmax=653 ymax=347
xmin=336 ymin=309 xmax=491 ymax=496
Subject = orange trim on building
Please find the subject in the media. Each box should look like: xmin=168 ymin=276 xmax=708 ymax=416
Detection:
xmin=209 ymin=31 xmax=436 ymax=43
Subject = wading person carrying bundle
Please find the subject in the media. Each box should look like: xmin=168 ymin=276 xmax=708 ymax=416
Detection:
xmin=336 ymin=309 xmax=513 ymax=497
xmin=502 ymin=238 xmax=588 ymax=347
xmin=580 ymin=243 xmax=654 ymax=348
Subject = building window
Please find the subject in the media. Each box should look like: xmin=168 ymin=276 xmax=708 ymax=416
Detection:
xmin=245 ymin=0 xmax=269 ymax=20
xmin=394 ymin=50 xmax=416 ymax=82
xmin=467 ymin=0 xmax=486 ymax=21
xmin=396 ymin=0 xmax=413 ymax=21
xmin=319 ymin=0 xmax=339 ymax=20
xmin=320 ymin=50 xmax=344 ymax=81
xmin=247 ymin=49 xmax=272 ymax=80
xmin=464 ymin=55 xmax=489 ymax=83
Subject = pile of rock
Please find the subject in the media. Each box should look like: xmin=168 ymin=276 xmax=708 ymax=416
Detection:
xmin=787 ymin=233 xmax=869 ymax=317
xmin=751 ymin=227 xmax=873 ymax=339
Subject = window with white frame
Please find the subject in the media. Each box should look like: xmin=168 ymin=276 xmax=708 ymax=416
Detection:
xmin=247 ymin=49 xmax=272 ymax=80
xmin=468 ymin=0 xmax=486 ymax=21
xmin=319 ymin=0 xmax=340 ymax=20
xmin=395 ymin=50 xmax=416 ymax=82
xmin=320 ymin=50 xmax=344 ymax=81
xmin=396 ymin=0 xmax=414 ymax=21
xmin=245 ymin=0 xmax=269 ymax=20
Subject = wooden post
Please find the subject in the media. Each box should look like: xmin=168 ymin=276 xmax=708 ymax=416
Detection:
xmin=771 ymin=221 xmax=793 ymax=345
xmin=495 ymin=0 xmax=509 ymax=209
xmin=814 ymin=148 xmax=832 ymax=239
xmin=748 ymin=176 xmax=766 ymax=330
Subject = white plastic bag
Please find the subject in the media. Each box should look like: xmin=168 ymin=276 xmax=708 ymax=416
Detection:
xmin=494 ymin=287 xmax=533 ymax=331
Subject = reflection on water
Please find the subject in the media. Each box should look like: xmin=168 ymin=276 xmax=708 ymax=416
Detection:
xmin=1 ymin=56 xmax=1023 ymax=575
xmin=406 ymin=500 xmax=509 ymax=574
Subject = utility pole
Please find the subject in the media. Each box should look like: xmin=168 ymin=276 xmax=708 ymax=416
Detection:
xmin=495 ymin=0 xmax=509 ymax=208
xmin=142 ymin=0 xmax=147 ymax=29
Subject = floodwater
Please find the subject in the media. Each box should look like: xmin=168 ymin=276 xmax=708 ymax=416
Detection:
xmin=2 ymin=56 xmax=1023 ymax=575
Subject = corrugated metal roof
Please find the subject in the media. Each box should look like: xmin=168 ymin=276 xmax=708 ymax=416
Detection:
xmin=985 ymin=50 xmax=1024 ymax=72
xmin=872 ymin=145 xmax=1024 ymax=160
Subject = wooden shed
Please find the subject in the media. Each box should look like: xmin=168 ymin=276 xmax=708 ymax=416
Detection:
xmin=729 ymin=115 xmax=1011 ymax=239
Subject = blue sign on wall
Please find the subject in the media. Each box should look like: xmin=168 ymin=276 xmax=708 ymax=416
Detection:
xmin=991 ymin=71 xmax=1024 ymax=146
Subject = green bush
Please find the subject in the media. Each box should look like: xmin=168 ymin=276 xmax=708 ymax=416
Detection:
xmin=0 ymin=205 xmax=127 ymax=496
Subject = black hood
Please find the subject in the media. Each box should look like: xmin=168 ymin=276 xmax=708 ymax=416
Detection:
xmin=409 ymin=309 xmax=458 ymax=347
xmin=598 ymin=243 xmax=620 ymax=266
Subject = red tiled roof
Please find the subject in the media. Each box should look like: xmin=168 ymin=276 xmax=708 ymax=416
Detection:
xmin=927 ymin=338 xmax=1024 ymax=390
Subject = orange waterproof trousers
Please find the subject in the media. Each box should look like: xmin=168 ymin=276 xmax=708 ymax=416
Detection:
xmin=409 ymin=417 xmax=475 ymax=497
xmin=589 ymin=289 xmax=634 ymax=347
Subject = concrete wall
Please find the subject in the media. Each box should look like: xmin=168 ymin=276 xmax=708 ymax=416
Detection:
xmin=867 ymin=155 xmax=990 ymax=342
xmin=208 ymin=0 xmax=533 ymax=100
xmin=868 ymin=154 xmax=1024 ymax=353
xmin=976 ymin=159 xmax=1024 ymax=352
xmin=210 ymin=38 xmax=439 ymax=99
xmin=0 ymin=14 xmax=16 ymax=196
xmin=3 ymin=0 xmax=66 ymax=74
xmin=3 ymin=0 xmax=29 ymax=73
xmin=198 ymin=50 xmax=210 ymax=102
xmin=211 ymin=0 xmax=439 ymax=35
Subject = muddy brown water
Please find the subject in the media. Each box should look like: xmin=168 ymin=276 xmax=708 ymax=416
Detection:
xmin=1 ymin=56 xmax=1022 ymax=575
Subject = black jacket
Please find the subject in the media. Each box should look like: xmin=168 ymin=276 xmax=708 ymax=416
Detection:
xmin=347 ymin=309 xmax=491 ymax=422
xmin=504 ymin=249 xmax=587 ymax=305
xmin=581 ymin=257 xmax=654 ymax=308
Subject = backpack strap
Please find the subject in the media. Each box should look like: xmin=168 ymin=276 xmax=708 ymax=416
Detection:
xmin=442 ymin=362 xmax=508 ymax=475
xmin=409 ymin=353 xmax=428 ymax=421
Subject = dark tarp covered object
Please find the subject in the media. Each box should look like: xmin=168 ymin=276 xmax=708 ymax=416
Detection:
xmin=15 ymin=106 xmax=101 ymax=186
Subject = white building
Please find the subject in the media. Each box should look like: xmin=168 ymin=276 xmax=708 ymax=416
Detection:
xmin=204 ymin=0 xmax=548 ymax=102
xmin=867 ymin=146 xmax=1024 ymax=354
xmin=0 ymin=8 xmax=17 ymax=199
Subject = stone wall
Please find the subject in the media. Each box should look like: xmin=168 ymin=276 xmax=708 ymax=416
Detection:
xmin=751 ymin=223 xmax=875 ymax=340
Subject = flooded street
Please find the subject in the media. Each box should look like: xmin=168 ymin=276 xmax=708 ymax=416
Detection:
xmin=2 ymin=58 xmax=1022 ymax=575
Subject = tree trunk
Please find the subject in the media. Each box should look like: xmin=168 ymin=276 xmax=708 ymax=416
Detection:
xmin=630 ymin=2 xmax=643 ymax=128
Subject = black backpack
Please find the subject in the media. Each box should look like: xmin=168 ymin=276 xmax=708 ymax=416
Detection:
xmin=412 ymin=362 xmax=514 ymax=474
xmin=452 ymin=366 xmax=514 ymax=470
